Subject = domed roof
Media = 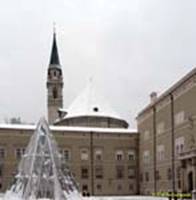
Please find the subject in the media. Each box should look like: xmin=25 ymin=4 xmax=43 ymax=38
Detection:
xmin=61 ymin=82 xmax=124 ymax=121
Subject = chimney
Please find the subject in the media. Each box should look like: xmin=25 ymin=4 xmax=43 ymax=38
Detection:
xmin=150 ymin=92 xmax=157 ymax=103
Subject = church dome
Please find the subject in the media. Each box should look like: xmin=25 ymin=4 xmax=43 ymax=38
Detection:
xmin=55 ymin=83 xmax=129 ymax=128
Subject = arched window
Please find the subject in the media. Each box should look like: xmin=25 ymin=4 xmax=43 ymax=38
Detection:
xmin=53 ymin=88 xmax=58 ymax=99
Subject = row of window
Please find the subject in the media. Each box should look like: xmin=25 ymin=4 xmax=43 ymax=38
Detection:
xmin=143 ymin=138 xmax=185 ymax=164
xmin=60 ymin=149 xmax=135 ymax=162
xmin=0 ymin=181 xmax=135 ymax=192
xmin=0 ymin=147 xmax=26 ymax=159
xmin=143 ymin=111 xmax=186 ymax=140
xmin=80 ymin=166 xmax=135 ymax=179
xmin=0 ymin=147 xmax=136 ymax=162
xmin=0 ymin=163 xmax=135 ymax=181
xmin=82 ymin=183 xmax=135 ymax=194
xmin=141 ymin=167 xmax=181 ymax=183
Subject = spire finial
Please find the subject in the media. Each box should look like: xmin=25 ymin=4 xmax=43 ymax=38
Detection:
xmin=53 ymin=22 xmax=56 ymax=35
xmin=49 ymin=24 xmax=60 ymax=66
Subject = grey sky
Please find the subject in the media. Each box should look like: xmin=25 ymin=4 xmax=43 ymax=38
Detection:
xmin=0 ymin=0 xmax=195 ymax=127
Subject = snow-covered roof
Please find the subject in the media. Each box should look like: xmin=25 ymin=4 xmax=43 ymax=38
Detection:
xmin=60 ymin=82 xmax=125 ymax=121
xmin=0 ymin=124 xmax=137 ymax=134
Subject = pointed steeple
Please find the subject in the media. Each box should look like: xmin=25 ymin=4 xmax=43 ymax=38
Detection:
xmin=49 ymin=30 xmax=60 ymax=66
xmin=47 ymin=25 xmax=64 ymax=124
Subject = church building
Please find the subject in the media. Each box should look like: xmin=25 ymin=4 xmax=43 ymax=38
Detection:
xmin=0 ymin=32 xmax=138 ymax=196
xmin=0 ymin=30 xmax=196 ymax=197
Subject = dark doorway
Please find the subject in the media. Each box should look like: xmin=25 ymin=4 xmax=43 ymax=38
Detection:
xmin=188 ymin=171 xmax=193 ymax=192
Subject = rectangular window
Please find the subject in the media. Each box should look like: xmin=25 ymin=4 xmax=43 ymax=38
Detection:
xmin=127 ymin=150 xmax=135 ymax=161
xmin=175 ymin=137 xmax=185 ymax=155
xmin=178 ymin=180 xmax=181 ymax=189
xmin=176 ymin=167 xmax=181 ymax=180
xmin=0 ymin=148 xmax=5 ymax=158
xmin=116 ymin=166 xmax=124 ymax=179
xmin=143 ymin=150 xmax=150 ymax=164
xmin=145 ymin=172 xmax=149 ymax=182
xmin=128 ymin=166 xmax=135 ymax=179
xmin=80 ymin=148 xmax=88 ymax=161
xmin=62 ymin=149 xmax=71 ymax=161
xmin=0 ymin=165 xmax=3 ymax=177
xmin=96 ymin=184 xmax=102 ymax=191
xmin=144 ymin=130 xmax=150 ymax=140
xmin=82 ymin=184 xmax=88 ymax=192
xmin=157 ymin=145 xmax=165 ymax=161
xmin=140 ymin=173 xmax=143 ymax=182
xmin=167 ymin=168 xmax=172 ymax=180
xmin=156 ymin=170 xmax=160 ymax=180
xmin=95 ymin=166 xmax=103 ymax=179
xmin=175 ymin=111 xmax=185 ymax=126
xmin=157 ymin=122 xmax=165 ymax=135
xmin=81 ymin=167 xmax=88 ymax=179
xmin=15 ymin=148 xmax=25 ymax=159
xmin=129 ymin=184 xmax=134 ymax=191
xmin=95 ymin=149 xmax=102 ymax=161
xmin=116 ymin=150 xmax=124 ymax=161
xmin=117 ymin=184 xmax=122 ymax=191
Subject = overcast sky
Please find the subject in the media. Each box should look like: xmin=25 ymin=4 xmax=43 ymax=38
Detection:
xmin=0 ymin=0 xmax=195 ymax=127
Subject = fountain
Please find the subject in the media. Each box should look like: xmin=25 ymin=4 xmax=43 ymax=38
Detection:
xmin=3 ymin=118 xmax=82 ymax=200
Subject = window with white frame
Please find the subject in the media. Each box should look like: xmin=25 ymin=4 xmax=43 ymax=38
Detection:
xmin=157 ymin=145 xmax=165 ymax=161
xmin=127 ymin=150 xmax=135 ymax=161
xmin=175 ymin=111 xmax=185 ymax=126
xmin=115 ymin=150 xmax=124 ymax=161
xmin=144 ymin=130 xmax=150 ymax=140
xmin=143 ymin=150 xmax=150 ymax=164
xmin=175 ymin=137 xmax=185 ymax=155
xmin=95 ymin=149 xmax=102 ymax=161
xmin=157 ymin=122 xmax=165 ymax=135
xmin=80 ymin=148 xmax=89 ymax=161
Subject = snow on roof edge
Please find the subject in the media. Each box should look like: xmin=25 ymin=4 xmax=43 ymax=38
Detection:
xmin=0 ymin=124 xmax=137 ymax=134
xmin=55 ymin=115 xmax=129 ymax=125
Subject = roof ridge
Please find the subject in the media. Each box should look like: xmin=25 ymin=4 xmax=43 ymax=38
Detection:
xmin=62 ymin=83 xmax=123 ymax=120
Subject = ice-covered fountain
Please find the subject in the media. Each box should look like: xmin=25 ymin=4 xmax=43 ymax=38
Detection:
xmin=3 ymin=118 xmax=82 ymax=200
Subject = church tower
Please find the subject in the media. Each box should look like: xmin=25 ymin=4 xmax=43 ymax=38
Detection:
xmin=47 ymin=31 xmax=63 ymax=124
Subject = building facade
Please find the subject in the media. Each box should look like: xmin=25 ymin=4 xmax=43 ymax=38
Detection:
xmin=137 ymin=68 xmax=196 ymax=195
xmin=0 ymin=31 xmax=196 ymax=196
xmin=0 ymin=32 xmax=138 ymax=196
xmin=0 ymin=124 xmax=138 ymax=195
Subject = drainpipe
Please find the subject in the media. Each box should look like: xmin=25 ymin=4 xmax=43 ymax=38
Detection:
xmin=170 ymin=93 xmax=176 ymax=193
xmin=153 ymin=106 xmax=157 ymax=193
xmin=136 ymin=136 xmax=140 ymax=194
xmin=90 ymin=131 xmax=94 ymax=195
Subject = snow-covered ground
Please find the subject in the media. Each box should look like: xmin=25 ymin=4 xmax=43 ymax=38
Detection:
xmin=0 ymin=194 xmax=168 ymax=200
xmin=83 ymin=197 xmax=167 ymax=200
